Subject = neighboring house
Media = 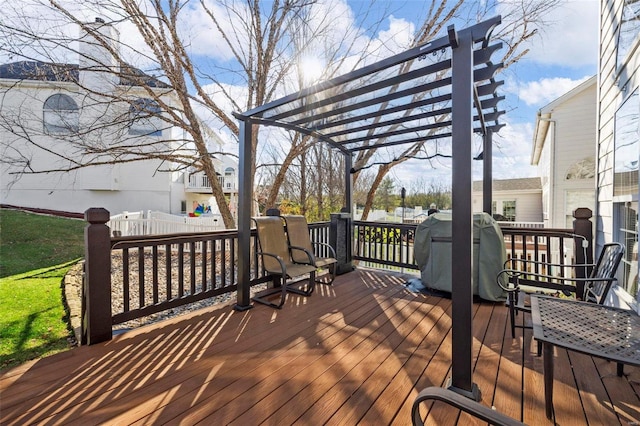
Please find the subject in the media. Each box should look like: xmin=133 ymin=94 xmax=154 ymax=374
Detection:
xmin=0 ymin=19 xmax=237 ymax=220
xmin=472 ymin=177 xmax=542 ymax=223
xmin=597 ymin=0 xmax=640 ymax=299
xmin=531 ymin=76 xmax=597 ymax=229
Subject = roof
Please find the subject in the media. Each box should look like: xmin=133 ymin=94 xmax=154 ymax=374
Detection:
xmin=0 ymin=60 xmax=170 ymax=88
xmin=234 ymin=17 xmax=504 ymax=157
xmin=473 ymin=177 xmax=541 ymax=192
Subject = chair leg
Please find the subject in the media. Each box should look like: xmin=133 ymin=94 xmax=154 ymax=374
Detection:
xmin=285 ymin=271 xmax=316 ymax=296
xmin=508 ymin=293 xmax=516 ymax=338
xmin=315 ymin=266 xmax=334 ymax=285
xmin=252 ymin=275 xmax=287 ymax=309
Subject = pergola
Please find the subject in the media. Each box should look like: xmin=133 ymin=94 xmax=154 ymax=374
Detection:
xmin=233 ymin=16 xmax=504 ymax=400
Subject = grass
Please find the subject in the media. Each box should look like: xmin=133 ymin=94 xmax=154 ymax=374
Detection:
xmin=0 ymin=209 xmax=85 ymax=371
xmin=0 ymin=209 xmax=85 ymax=278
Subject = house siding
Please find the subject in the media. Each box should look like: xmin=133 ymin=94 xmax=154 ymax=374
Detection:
xmin=597 ymin=0 xmax=640 ymax=249
xmin=551 ymin=83 xmax=597 ymax=229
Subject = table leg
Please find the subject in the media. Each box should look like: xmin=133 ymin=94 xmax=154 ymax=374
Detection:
xmin=543 ymin=342 xmax=554 ymax=420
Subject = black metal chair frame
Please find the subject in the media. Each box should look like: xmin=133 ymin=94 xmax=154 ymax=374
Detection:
xmin=497 ymin=242 xmax=625 ymax=344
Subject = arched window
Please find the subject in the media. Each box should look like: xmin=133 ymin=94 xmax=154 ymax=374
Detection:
xmin=128 ymin=98 xmax=162 ymax=136
xmin=43 ymin=93 xmax=79 ymax=134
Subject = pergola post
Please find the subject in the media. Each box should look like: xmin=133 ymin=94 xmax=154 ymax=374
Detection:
xmin=235 ymin=118 xmax=253 ymax=311
xmin=483 ymin=129 xmax=493 ymax=215
xmin=344 ymin=153 xmax=353 ymax=213
xmin=448 ymin=24 xmax=481 ymax=401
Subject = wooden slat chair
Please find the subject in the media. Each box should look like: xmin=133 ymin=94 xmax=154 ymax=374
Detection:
xmin=282 ymin=215 xmax=338 ymax=284
xmin=252 ymin=216 xmax=316 ymax=309
xmin=497 ymin=242 xmax=625 ymax=344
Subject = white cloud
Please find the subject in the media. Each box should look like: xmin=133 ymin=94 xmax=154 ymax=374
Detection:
xmin=517 ymin=0 xmax=599 ymax=68
xmin=491 ymin=120 xmax=537 ymax=179
xmin=506 ymin=75 xmax=591 ymax=107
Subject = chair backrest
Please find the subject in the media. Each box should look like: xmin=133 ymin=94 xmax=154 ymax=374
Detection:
xmin=282 ymin=215 xmax=313 ymax=264
xmin=253 ymin=216 xmax=289 ymax=272
xmin=584 ymin=242 xmax=625 ymax=304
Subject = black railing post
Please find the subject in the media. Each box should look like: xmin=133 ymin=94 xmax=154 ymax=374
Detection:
xmin=83 ymin=208 xmax=112 ymax=345
xmin=330 ymin=212 xmax=354 ymax=274
xmin=573 ymin=208 xmax=594 ymax=294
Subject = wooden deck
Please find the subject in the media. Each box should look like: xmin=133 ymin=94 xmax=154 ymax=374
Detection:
xmin=1 ymin=269 xmax=639 ymax=425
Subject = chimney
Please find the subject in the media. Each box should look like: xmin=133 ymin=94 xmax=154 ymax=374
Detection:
xmin=78 ymin=18 xmax=119 ymax=91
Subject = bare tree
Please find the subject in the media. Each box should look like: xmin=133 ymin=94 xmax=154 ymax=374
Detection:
xmin=0 ymin=0 xmax=328 ymax=227
xmin=0 ymin=0 xmax=561 ymax=226
xmin=350 ymin=0 xmax=562 ymax=219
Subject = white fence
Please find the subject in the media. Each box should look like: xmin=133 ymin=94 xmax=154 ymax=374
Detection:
xmin=108 ymin=211 xmax=224 ymax=236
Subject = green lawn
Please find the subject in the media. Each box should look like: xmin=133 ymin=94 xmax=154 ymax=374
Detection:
xmin=0 ymin=209 xmax=85 ymax=278
xmin=0 ymin=209 xmax=85 ymax=371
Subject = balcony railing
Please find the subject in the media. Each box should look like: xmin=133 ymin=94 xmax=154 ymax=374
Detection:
xmin=81 ymin=209 xmax=593 ymax=345
xmin=186 ymin=171 xmax=237 ymax=192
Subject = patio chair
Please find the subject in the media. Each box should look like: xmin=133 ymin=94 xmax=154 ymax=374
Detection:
xmin=282 ymin=215 xmax=337 ymax=284
xmin=497 ymin=242 xmax=625 ymax=342
xmin=252 ymin=216 xmax=317 ymax=309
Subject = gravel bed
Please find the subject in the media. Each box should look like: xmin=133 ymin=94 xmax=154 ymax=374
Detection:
xmin=109 ymin=250 xmax=263 ymax=331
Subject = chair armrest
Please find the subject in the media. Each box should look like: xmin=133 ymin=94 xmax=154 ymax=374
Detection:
xmin=504 ymin=271 xmax=616 ymax=285
xmin=257 ymin=251 xmax=287 ymax=275
xmin=496 ymin=269 xmax=521 ymax=292
xmin=310 ymin=241 xmax=337 ymax=259
xmin=289 ymin=245 xmax=315 ymax=265
xmin=504 ymin=257 xmax=595 ymax=271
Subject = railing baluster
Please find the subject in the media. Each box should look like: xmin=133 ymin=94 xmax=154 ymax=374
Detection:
xmin=123 ymin=248 xmax=130 ymax=313
xmin=221 ymin=240 xmax=227 ymax=288
xmin=212 ymin=239 xmax=218 ymax=289
xmin=165 ymin=243 xmax=172 ymax=300
xmin=178 ymin=243 xmax=184 ymax=297
xmin=152 ymin=246 xmax=159 ymax=304
xmin=190 ymin=241 xmax=196 ymax=295
xmin=230 ymin=238 xmax=236 ymax=286
xmin=202 ymin=239 xmax=208 ymax=291
xmin=138 ymin=247 xmax=145 ymax=308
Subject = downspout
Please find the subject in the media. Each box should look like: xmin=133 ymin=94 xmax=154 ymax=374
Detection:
xmin=537 ymin=115 xmax=556 ymax=228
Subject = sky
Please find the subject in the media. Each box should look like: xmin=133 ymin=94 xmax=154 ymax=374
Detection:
xmin=370 ymin=0 xmax=600 ymax=186
xmin=1 ymin=0 xmax=601 ymax=189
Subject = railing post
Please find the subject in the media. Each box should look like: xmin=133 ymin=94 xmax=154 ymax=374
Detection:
xmin=573 ymin=207 xmax=594 ymax=295
xmin=330 ymin=211 xmax=354 ymax=274
xmin=83 ymin=208 xmax=112 ymax=345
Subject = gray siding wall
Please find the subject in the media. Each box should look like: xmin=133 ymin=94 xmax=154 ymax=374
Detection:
xmin=597 ymin=0 xmax=640 ymax=248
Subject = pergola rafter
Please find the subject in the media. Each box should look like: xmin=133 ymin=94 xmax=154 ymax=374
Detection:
xmin=233 ymin=16 xmax=504 ymax=401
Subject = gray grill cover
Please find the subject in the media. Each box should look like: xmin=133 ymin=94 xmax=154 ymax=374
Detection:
xmin=414 ymin=212 xmax=507 ymax=301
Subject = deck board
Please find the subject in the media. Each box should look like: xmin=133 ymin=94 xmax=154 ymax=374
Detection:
xmin=1 ymin=268 xmax=639 ymax=425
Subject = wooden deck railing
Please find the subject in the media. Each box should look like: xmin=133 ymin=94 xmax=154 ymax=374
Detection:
xmin=81 ymin=208 xmax=593 ymax=345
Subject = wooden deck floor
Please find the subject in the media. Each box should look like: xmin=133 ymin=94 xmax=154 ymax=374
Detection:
xmin=1 ymin=268 xmax=639 ymax=425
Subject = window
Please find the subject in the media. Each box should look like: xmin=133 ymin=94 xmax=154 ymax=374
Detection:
xmin=43 ymin=93 xmax=78 ymax=134
xmin=615 ymin=202 xmax=638 ymax=295
xmin=614 ymin=90 xmax=639 ymax=197
xmin=224 ymin=167 xmax=235 ymax=189
xmin=128 ymin=98 xmax=162 ymax=136
xmin=614 ymin=88 xmax=640 ymax=297
xmin=502 ymin=200 xmax=516 ymax=222
xmin=617 ymin=0 xmax=640 ymax=69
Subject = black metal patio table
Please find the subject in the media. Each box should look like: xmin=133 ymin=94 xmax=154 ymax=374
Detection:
xmin=530 ymin=295 xmax=640 ymax=419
